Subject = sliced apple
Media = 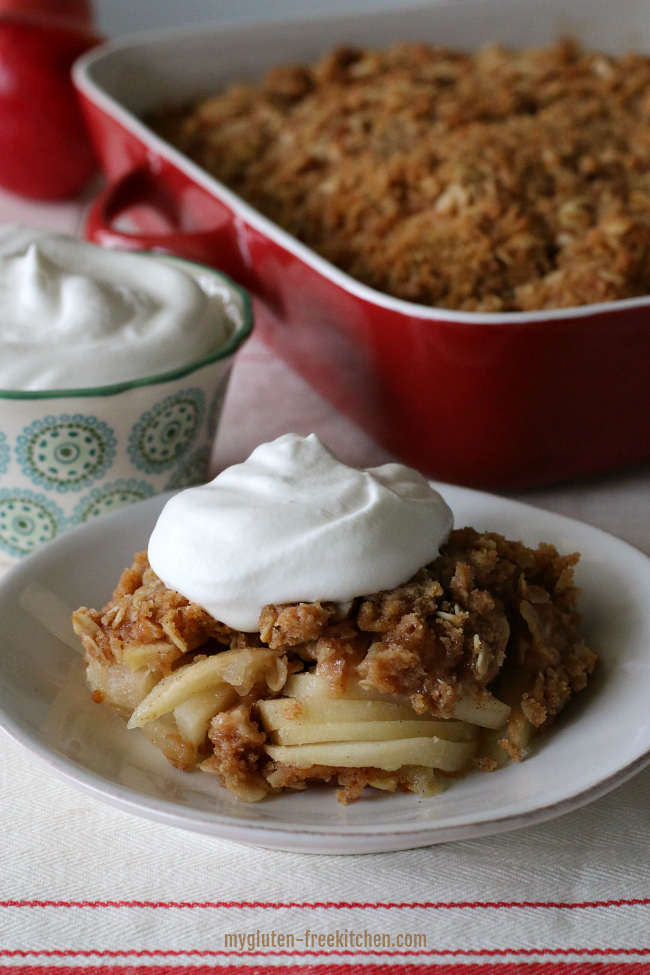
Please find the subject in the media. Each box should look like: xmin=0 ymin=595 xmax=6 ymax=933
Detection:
xmin=128 ymin=648 xmax=282 ymax=728
xmin=173 ymin=685 xmax=238 ymax=746
xmin=283 ymin=671 xmax=392 ymax=701
xmin=271 ymin=718 xmax=476 ymax=746
xmin=265 ymin=736 xmax=476 ymax=772
xmin=453 ymin=690 xmax=511 ymax=729
xmin=258 ymin=697 xmax=430 ymax=728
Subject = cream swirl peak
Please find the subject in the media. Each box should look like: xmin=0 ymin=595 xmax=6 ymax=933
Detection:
xmin=0 ymin=226 xmax=233 ymax=390
xmin=148 ymin=433 xmax=454 ymax=631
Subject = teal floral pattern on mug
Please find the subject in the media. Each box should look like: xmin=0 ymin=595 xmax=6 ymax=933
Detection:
xmin=71 ymin=478 xmax=157 ymax=523
xmin=17 ymin=414 xmax=116 ymax=492
xmin=0 ymin=487 xmax=65 ymax=558
xmin=128 ymin=389 xmax=205 ymax=474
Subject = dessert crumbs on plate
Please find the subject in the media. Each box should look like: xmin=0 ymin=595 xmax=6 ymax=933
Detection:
xmin=149 ymin=39 xmax=650 ymax=312
xmin=72 ymin=528 xmax=597 ymax=804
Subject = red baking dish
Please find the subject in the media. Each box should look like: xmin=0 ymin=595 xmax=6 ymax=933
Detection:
xmin=73 ymin=0 xmax=650 ymax=489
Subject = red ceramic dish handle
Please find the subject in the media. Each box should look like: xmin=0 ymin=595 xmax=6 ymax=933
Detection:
xmin=85 ymin=165 xmax=257 ymax=290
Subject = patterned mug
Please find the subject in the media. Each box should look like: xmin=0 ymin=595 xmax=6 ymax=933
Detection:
xmin=0 ymin=262 xmax=253 ymax=567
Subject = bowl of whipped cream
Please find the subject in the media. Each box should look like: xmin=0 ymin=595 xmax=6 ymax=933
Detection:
xmin=0 ymin=225 xmax=252 ymax=565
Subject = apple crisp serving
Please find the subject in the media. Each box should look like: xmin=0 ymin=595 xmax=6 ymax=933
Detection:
xmin=150 ymin=39 xmax=650 ymax=312
xmin=72 ymin=528 xmax=597 ymax=803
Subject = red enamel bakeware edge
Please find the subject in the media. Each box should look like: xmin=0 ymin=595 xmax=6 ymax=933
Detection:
xmin=73 ymin=0 xmax=650 ymax=489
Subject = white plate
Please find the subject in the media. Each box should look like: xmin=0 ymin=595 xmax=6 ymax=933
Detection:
xmin=0 ymin=485 xmax=649 ymax=854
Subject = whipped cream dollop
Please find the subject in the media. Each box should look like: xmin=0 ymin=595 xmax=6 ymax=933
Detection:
xmin=0 ymin=226 xmax=234 ymax=390
xmin=148 ymin=433 xmax=453 ymax=631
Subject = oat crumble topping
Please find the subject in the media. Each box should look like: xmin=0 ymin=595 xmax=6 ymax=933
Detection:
xmin=149 ymin=39 xmax=650 ymax=311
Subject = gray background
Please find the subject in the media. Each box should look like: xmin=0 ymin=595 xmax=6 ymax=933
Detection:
xmin=94 ymin=0 xmax=429 ymax=36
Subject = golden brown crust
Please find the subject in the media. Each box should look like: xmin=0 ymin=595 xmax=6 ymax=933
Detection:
xmin=202 ymin=704 xmax=270 ymax=801
xmin=72 ymin=552 xmax=231 ymax=675
xmin=263 ymin=763 xmax=440 ymax=804
xmin=259 ymin=601 xmax=331 ymax=648
xmin=149 ymin=39 xmax=650 ymax=311
xmin=75 ymin=529 xmax=597 ymax=802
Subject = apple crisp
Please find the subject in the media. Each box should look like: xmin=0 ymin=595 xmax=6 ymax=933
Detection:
xmin=72 ymin=529 xmax=597 ymax=803
xmin=149 ymin=39 xmax=650 ymax=312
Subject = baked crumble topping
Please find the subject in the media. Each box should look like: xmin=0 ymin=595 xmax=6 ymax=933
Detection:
xmin=149 ymin=39 xmax=650 ymax=312
xmin=72 ymin=529 xmax=597 ymax=803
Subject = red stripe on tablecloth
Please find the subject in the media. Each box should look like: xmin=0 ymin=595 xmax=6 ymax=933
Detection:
xmin=1 ymin=900 xmax=649 ymax=911
xmin=1 ymin=950 xmax=650 ymax=959
xmin=3 ymin=965 xmax=650 ymax=975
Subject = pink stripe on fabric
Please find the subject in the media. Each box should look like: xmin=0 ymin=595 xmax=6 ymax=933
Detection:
xmin=2 ymin=900 xmax=650 ymax=911
xmin=3 ymin=963 xmax=650 ymax=974
xmin=2 ymin=949 xmax=650 ymax=959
